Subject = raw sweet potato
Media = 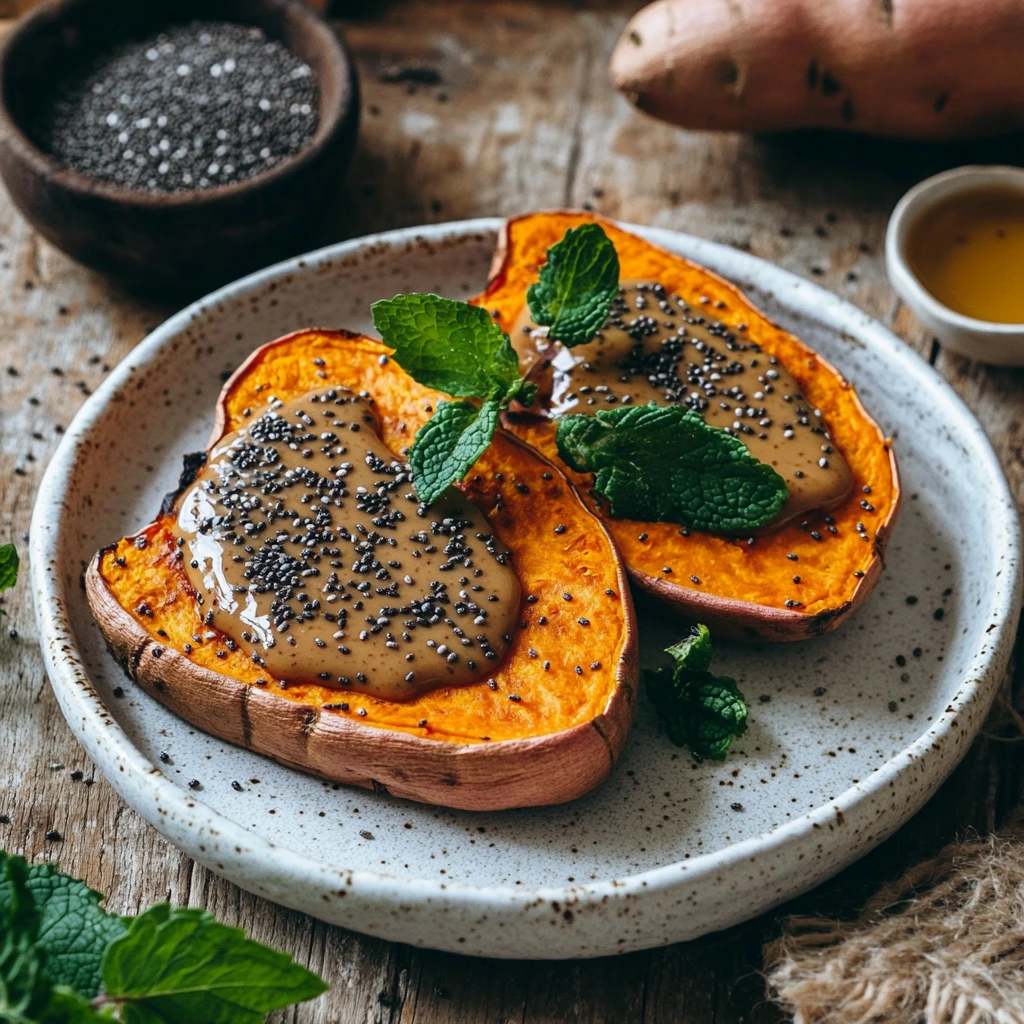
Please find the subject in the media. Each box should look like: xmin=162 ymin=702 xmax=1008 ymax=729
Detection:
xmin=86 ymin=329 xmax=638 ymax=811
xmin=479 ymin=212 xmax=900 ymax=641
xmin=611 ymin=0 xmax=1024 ymax=138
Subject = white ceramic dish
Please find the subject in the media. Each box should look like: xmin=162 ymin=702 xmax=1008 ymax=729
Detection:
xmin=886 ymin=164 xmax=1024 ymax=366
xmin=31 ymin=219 xmax=1021 ymax=959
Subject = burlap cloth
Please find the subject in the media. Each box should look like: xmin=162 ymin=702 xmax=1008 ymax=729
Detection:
xmin=765 ymin=696 xmax=1024 ymax=1024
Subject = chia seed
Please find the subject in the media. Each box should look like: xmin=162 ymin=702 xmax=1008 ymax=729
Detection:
xmin=33 ymin=21 xmax=319 ymax=193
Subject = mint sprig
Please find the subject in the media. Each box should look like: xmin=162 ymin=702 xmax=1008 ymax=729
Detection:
xmin=103 ymin=905 xmax=326 ymax=1024
xmin=0 ymin=864 xmax=127 ymax=998
xmin=0 ymin=855 xmax=111 ymax=1023
xmin=371 ymin=293 xmax=535 ymax=504
xmin=645 ymin=624 xmax=749 ymax=761
xmin=556 ymin=403 xmax=787 ymax=533
xmin=371 ymin=229 xmax=784 ymax=527
xmin=526 ymin=222 xmax=619 ymax=347
xmin=371 ymin=294 xmax=521 ymax=399
xmin=0 ymin=851 xmax=326 ymax=1023
xmin=409 ymin=395 xmax=503 ymax=506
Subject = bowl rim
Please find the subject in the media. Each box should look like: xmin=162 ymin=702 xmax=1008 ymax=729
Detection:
xmin=0 ymin=0 xmax=357 ymax=209
xmin=885 ymin=163 xmax=1024 ymax=334
xmin=29 ymin=216 xmax=1024 ymax=957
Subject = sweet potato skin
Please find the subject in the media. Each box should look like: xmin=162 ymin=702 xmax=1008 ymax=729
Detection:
xmin=481 ymin=212 xmax=900 ymax=642
xmin=611 ymin=0 xmax=1024 ymax=139
xmin=87 ymin=330 xmax=639 ymax=810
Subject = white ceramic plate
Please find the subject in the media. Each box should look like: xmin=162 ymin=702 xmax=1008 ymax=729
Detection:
xmin=31 ymin=219 xmax=1022 ymax=959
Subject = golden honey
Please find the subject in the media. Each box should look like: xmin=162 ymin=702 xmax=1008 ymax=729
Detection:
xmin=906 ymin=184 xmax=1024 ymax=324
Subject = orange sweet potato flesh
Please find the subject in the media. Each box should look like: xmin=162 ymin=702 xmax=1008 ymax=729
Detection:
xmin=86 ymin=330 xmax=638 ymax=810
xmin=479 ymin=212 xmax=900 ymax=641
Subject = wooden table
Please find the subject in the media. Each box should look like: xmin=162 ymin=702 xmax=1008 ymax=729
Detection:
xmin=2 ymin=3 xmax=1023 ymax=1020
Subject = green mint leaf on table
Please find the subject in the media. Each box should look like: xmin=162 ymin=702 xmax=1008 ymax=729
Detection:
xmin=102 ymin=904 xmax=327 ymax=1024
xmin=371 ymin=293 xmax=535 ymax=502
xmin=409 ymin=397 xmax=503 ymax=506
xmin=0 ymin=860 xmax=126 ymax=1001
xmin=21 ymin=866 xmax=126 ymax=999
xmin=526 ymin=222 xmax=620 ymax=347
xmin=42 ymin=988 xmax=116 ymax=1023
xmin=0 ymin=853 xmax=39 ymax=947
xmin=371 ymin=293 xmax=522 ymax=399
xmin=0 ymin=544 xmax=18 ymax=594
xmin=556 ymin=403 xmax=787 ymax=533
xmin=0 ymin=854 xmax=111 ymax=1024
xmin=0 ymin=851 xmax=326 ymax=1023
xmin=645 ymin=625 xmax=748 ymax=761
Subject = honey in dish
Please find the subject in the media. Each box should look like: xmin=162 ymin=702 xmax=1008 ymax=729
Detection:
xmin=905 ymin=184 xmax=1024 ymax=324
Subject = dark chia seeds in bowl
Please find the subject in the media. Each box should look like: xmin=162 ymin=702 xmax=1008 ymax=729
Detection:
xmin=32 ymin=20 xmax=319 ymax=193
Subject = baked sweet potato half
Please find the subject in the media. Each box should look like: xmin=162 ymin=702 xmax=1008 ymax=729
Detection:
xmin=86 ymin=329 xmax=638 ymax=810
xmin=480 ymin=212 xmax=900 ymax=641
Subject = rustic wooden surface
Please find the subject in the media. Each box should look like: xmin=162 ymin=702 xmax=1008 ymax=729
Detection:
xmin=2 ymin=3 xmax=1024 ymax=1021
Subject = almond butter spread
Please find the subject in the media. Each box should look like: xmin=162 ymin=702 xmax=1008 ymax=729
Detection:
xmin=173 ymin=387 xmax=520 ymax=699
xmin=513 ymin=281 xmax=853 ymax=525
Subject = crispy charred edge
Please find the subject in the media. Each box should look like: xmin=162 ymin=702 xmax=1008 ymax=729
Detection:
xmin=159 ymin=451 xmax=208 ymax=518
xmin=85 ymin=330 xmax=639 ymax=810
xmin=485 ymin=211 xmax=903 ymax=641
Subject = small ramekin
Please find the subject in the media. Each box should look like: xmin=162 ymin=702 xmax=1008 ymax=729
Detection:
xmin=886 ymin=164 xmax=1024 ymax=366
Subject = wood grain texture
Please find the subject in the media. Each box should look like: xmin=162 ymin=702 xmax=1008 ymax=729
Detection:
xmin=1 ymin=2 xmax=1023 ymax=1021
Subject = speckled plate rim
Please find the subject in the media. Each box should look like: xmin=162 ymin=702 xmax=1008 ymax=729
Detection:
xmin=30 ymin=217 xmax=1022 ymax=956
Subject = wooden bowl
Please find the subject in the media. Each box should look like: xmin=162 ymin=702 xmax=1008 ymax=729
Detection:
xmin=0 ymin=0 xmax=360 ymax=294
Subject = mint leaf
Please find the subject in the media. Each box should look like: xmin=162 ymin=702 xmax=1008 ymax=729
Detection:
xmin=0 ymin=853 xmax=324 ymax=1022
xmin=511 ymin=379 xmax=538 ymax=408
xmin=102 ymin=904 xmax=327 ymax=1024
xmin=664 ymin=623 xmax=712 ymax=674
xmin=0 ymin=545 xmax=18 ymax=594
xmin=556 ymin=403 xmax=787 ymax=533
xmin=409 ymin=397 xmax=502 ymax=506
xmin=0 ymin=854 xmax=38 ymax=944
xmin=43 ymin=988 xmax=115 ymax=1023
xmin=21 ymin=867 xmax=125 ymax=999
xmin=371 ymin=293 xmax=536 ymax=504
xmin=686 ymin=678 xmax=749 ymax=760
xmin=371 ymin=293 xmax=519 ymax=398
xmin=0 ymin=918 xmax=54 ymax=1024
xmin=645 ymin=625 xmax=748 ymax=761
xmin=0 ymin=859 xmax=126 ymax=1000
xmin=0 ymin=854 xmax=110 ymax=1024
xmin=526 ymin=223 xmax=620 ymax=347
